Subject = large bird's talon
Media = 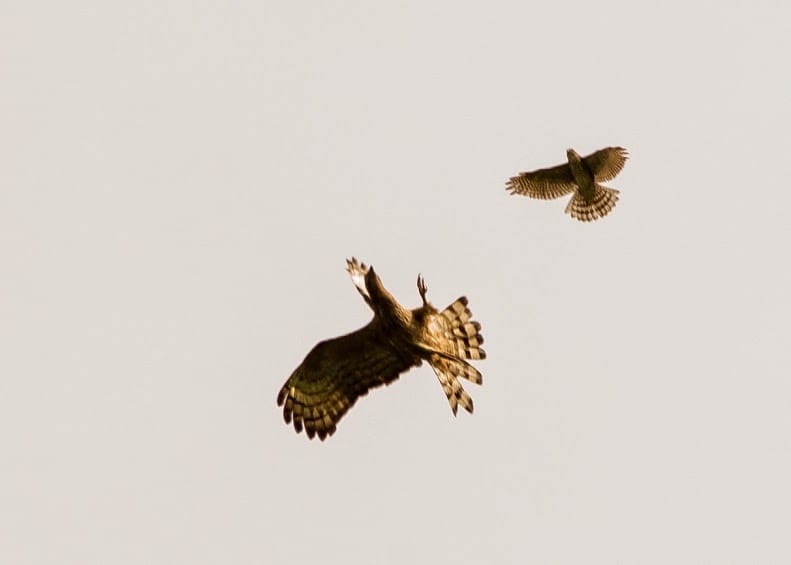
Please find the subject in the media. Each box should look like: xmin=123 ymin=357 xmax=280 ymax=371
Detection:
xmin=417 ymin=275 xmax=428 ymax=305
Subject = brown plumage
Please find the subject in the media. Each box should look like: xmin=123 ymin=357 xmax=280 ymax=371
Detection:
xmin=276 ymin=258 xmax=486 ymax=441
xmin=506 ymin=146 xmax=629 ymax=222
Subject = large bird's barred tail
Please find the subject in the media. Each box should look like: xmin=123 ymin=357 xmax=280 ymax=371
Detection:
xmin=428 ymin=355 xmax=482 ymax=415
xmin=428 ymin=297 xmax=486 ymax=415
xmin=565 ymin=184 xmax=620 ymax=222
xmin=440 ymin=297 xmax=486 ymax=361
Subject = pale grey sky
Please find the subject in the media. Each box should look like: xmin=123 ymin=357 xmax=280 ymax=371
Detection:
xmin=2 ymin=1 xmax=790 ymax=563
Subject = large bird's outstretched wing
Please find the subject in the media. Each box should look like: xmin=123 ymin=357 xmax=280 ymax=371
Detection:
xmin=277 ymin=323 xmax=421 ymax=440
xmin=582 ymin=146 xmax=629 ymax=183
xmin=506 ymin=161 xmax=577 ymax=200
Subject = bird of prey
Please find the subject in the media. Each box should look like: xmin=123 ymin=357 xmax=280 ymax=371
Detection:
xmin=277 ymin=258 xmax=486 ymax=441
xmin=506 ymin=146 xmax=629 ymax=222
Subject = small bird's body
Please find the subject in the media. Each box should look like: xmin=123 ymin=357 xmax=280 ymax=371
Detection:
xmin=507 ymin=146 xmax=629 ymax=222
xmin=276 ymin=258 xmax=486 ymax=441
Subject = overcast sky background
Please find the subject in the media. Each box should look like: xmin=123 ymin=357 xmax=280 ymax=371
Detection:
xmin=2 ymin=1 xmax=790 ymax=563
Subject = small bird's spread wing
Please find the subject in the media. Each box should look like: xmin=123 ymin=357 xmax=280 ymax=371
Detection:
xmin=277 ymin=323 xmax=420 ymax=440
xmin=582 ymin=146 xmax=628 ymax=183
xmin=506 ymin=161 xmax=577 ymax=200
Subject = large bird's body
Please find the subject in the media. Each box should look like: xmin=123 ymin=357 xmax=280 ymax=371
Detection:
xmin=506 ymin=146 xmax=629 ymax=222
xmin=277 ymin=258 xmax=486 ymax=441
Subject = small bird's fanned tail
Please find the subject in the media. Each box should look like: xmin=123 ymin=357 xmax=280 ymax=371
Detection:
xmin=565 ymin=184 xmax=620 ymax=222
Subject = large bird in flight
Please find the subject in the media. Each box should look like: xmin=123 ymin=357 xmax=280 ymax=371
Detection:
xmin=506 ymin=146 xmax=629 ymax=222
xmin=277 ymin=258 xmax=486 ymax=441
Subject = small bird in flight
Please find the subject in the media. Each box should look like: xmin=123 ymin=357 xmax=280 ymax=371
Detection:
xmin=277 ymin=258 xmax=486 ymax=441
xmin=506 ymin=146 xmax=629 ymax=222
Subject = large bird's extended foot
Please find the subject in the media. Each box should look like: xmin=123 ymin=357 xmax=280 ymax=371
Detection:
xmin=417 ymin=275 xmax=428 ymax=306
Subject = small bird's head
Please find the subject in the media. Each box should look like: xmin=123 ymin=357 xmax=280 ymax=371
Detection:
xmin=566 ymin=148 xmax=580 ymax=160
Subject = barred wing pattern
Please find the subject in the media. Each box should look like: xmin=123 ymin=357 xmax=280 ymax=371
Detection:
xmin=582 ymin=146 xmax=629 ymax=183
xmin=505 ymin=162 xmax=577 ymax=200
xmin=277 ymin=324 xmax=420 ymax=441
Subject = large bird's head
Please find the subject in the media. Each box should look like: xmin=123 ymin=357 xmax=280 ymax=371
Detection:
xmin=364 ymin=266 xmax=383 ymax=294
xmin=566 ymin=148 xmax=581 ymax=160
